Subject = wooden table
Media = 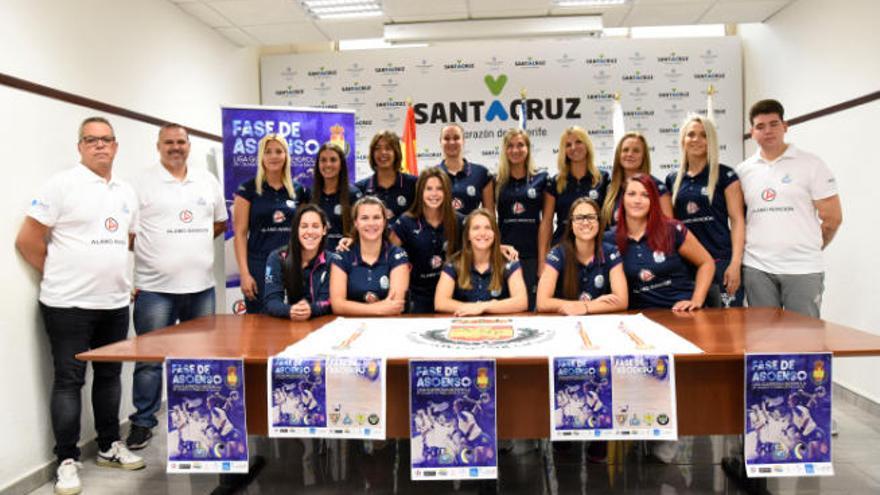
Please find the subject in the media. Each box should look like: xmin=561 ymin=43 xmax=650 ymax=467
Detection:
xmin=78 ymin=308 xmax=880 ymax=438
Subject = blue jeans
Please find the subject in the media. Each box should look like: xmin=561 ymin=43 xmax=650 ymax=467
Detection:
xmin=705 ymin=259 xmax=745 ymax=308
xmin=39 ymin=303 xmax=129 ymax=461
xmin=130 ymin=288 xmax=215 ymax=428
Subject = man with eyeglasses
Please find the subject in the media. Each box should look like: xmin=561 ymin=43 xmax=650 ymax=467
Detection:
xmin=736 ymin=99 xmax=843 ymax=317
xmin=15 ymin=116 xmax=144 ymax=495
xmin=125 ymin=123 xmax=227 ymax=452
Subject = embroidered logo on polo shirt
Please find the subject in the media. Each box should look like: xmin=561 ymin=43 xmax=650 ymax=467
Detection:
xmin=781 ymin=174 xmax=792 ymax=184
xmin=490 ymin=288 xmax=502 ymax=297
xmin=589 ymin=190 xmax=599 ymax=200
xmin=527 ymin=187 xmax=536 ymax=199
xmin=104 ymin=217 xmax=119 ymax=232
xmin=594 ymin=274 xmax=605 ymax=288
xmin=180 ymin=210 xmax=193 ymax=223
xmin=466 ymin=185 xmax=476 ymax=197
xmin=397 ymin=195 xmax=407 ymax=206
xmin=652 ymin=251 xmax=666 ymax=263
xmin=639 ymin=269 xmax=655 ymax=282
xmin=334 ymin=204 xmax=342 ymax=216
xmin=273 ymin=210 xmax=285 ymax=223
xmin=686 ymin=201 xmax=699 ymax=214
xmin=379 ymin=275 xmax=390 ymax=289
xmin=701 ymin=187 xmax=709 ymax=196
xmin=286 ymin=200 xmax=296 ymax=208
xmin=761 ymin=188 xmax=777 ymax=202
xmin=512 ymin=202 xmax=525 ymax=215
xmin=197 ymin=196 xmax=207 ymax=206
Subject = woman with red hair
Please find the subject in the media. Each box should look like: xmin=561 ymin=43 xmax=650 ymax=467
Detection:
xmin=607 ymin=174 xmax=714 ymax=311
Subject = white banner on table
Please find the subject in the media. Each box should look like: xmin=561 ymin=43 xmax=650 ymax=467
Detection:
xmin=549 ymin=355 xmax=678 ymax=441
xmin=282 ymin=315 xmax=702 ymax=359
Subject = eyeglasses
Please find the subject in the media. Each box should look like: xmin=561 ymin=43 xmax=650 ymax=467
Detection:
xmin=80 ymin=136 xmax=116 ymax=146
xmin=571 ymin=214 xmax=599 ymax=224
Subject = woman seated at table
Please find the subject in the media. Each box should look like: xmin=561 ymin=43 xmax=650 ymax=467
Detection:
xmin=329 ymin=196 xmax=410 ymax=316
xmin=390 ymin=167 xmax=463 ymax=314
xmin=263 ymin=204 xmax=332 ymax=320
xmin=536 ymin=198 xmax=627 ymax=315
xmin=434 ymin=209 xmax=528 ymax=316
xmin=606 ymin=174 xmax=714 ymax=311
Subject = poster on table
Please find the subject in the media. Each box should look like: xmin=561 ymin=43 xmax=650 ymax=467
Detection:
xmin=268 ymin=356 xmax=327 ymax=437
xmin=550 ymin=354 xmax=677 ymax=441
xmin=410 ymin=359 xmax=497 ymax=481
xmin=324 ymin=356 xmax=386 ymax=439
xmin=744 ymin=353 xmax=833 ymax=478
xmin=283 ymin=315 xmax=703 ymax=359
xmin=220 ymin=105 xmax=356 ymax=314
xmin=165 ymin=358 xmax=248 ymax=473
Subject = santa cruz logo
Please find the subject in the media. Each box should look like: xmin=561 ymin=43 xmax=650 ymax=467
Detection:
xmin=179 ymin=210 xmax=193 ymax=223
xmin=104 ymin=217 xmax=118 ymax=232
xmin=761 ymin=188 xmax=777 ymax=202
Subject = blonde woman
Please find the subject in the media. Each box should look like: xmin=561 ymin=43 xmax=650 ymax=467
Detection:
xmin=601 ymin=132 xmax=673 ymax=227
xmin=233 ymin=134 xmax=306 ymax=313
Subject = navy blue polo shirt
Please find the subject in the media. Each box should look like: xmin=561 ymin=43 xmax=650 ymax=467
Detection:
xmin=355 ymin=172 xmax=418 ymax=224
xmin=547 ymin=171 xmax=609 ymax=245
xmin=437 ymin=160 xmax=493 ymax=214
xmin=606 ymin=222 xmax=694 ymax=309
xmin=665 ymin=164 xmax=738 ymax=261
xmin=329 ymin=242 xmax=409 ymax=303
xmin=497 ymin=171 xmax=549 ymax=258
xmin=263 ymin=248 xmax=331 ymax=318
xmin=606 ymin=175 xmax=670 ymax=228
xmin=302 ymin=185 xmax=363 ymax=251
xmin=441 ymin=260 xmax=522 ymax=303
xmin=544 ymin=244 xmax=623 ymax=301
xmin=235 ymin=178 xmax=307 ymax=257
xmin=392 ymin=213 xmax=465 ymax=302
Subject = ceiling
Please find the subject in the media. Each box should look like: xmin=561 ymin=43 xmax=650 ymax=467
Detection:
xmin=167 ymin=0 xmax=795 ymax=48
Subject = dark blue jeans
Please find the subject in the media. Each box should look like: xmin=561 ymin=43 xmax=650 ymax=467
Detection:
xmin=39 ymin=303 xmax=129 ymax=461
xmin=130 ymin=288 xmax=215 ymax=428
xmin=704 ymin=259 xmax=745 ymax=308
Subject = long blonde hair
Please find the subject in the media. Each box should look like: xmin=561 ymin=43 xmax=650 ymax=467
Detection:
xmin=670 ymin=114 xmax=720 ymax=205
xmin=452 ymin=209 xmax=505 ymax=292
xmin=556 ymin=126 xmax=601 ymax=194
xmin=602 ymin=132 xmax=652 ymax=222
xmin=255 ymin=134 xmax=296 ymax=198
xmin=495 ymin=128 xmax=537 ymax=203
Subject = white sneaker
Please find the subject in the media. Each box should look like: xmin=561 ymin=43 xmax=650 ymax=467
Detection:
xmin=54 ymin=459 xmax=82 ymax=495
xmin=97 ymin=441 xmax=145 ymax=470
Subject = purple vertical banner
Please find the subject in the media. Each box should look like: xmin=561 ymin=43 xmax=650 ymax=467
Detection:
xmin=220 ymin=105 xmax=356 ymax=314
xmin=165 ymin=358 xmax=248 ymax=474
xmin=410 ymin=359 xmax=497 ymax=481
xmin=745 ymin=353 xmax=833 ymax=478
xmin=550 ymin=356 xmax=613 ymax=441
xmin=268 ymin=356 xmax=327 ymax=437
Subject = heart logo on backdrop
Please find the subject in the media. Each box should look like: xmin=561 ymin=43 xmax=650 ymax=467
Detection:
xmin=483 ymin=74 xmax=508 ymax=96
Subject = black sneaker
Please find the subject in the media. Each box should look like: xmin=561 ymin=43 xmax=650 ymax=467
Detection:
xmin=125 ymin=425 xmax=153 ymax=451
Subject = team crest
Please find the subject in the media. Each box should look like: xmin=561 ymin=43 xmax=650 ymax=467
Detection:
xmin=466 ymin=185 xmax=476 ymax=197
xmin=701 ymin=186 xmax=709 ymax=196
xmin=594 ymin=274 xmax=605 ymax=288
xmin=579 ymin=291 xmax=592 ymax=302
xmin=452 ymin=197 xmax=463 ymax=210
xmin=589 ymin=190 xmax=599 ymax=200
xmin=273 ymin=210 xmax=285 ymax=223
xmin=652 ymin=251 xmax=666 ymax=263
xmin=334 ymin=204 xmax=342 ymax=216
xmin=761 ymin=188 xmax=777 ymax=202
xmin=490 ymin=288 xmax=502 ymax=297
xmin=104 ymin=217 xmax=118 ymax=232
xmin=179 ymin=209 xmax=193 ymax=223
xmin=396 ymin=195 xmax=407 ymax=207
xmin=364 ymin=291 xmax=379 ymax=303
xmin=527 ymin=187 xmax=537 ymax=199
xmin=286 ymin=200 xmax=296 ymax=208
xmin=686 ymin=201 xmax=699 ymax=214
xmin=431 ymin=255 xmax=443 ymax=269
xmin=511 ymin=202 xmax=526 ymax=215
xmin=379 ymin=275 xmax=390 ymax=289
xmin=639 ymin=269 xmax=655 ymax=282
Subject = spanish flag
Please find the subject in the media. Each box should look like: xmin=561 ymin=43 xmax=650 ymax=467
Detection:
xmin=401 ymin=102 xmax=418 ymax=175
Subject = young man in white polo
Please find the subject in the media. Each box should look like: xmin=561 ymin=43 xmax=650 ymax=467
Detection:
xmin=16 ymin=116 xmax=145 ymax=495
xmin=126 ymin=123 xmax=228 ymax=450
xmin=736 ymin=99 xmax=843 ymax=317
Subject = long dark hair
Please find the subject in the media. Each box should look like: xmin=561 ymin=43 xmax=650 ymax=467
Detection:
xmin=311 ymin=143 xmax=353 ymax=236
xmin=615 ymin=174 xmax=674 ymax=255
xmin=559 ymin=197 xmax=605 ymax=300
xmin=283 ymin=204 xmax=329 ymax=303
xmin=406 ymin=167 xmax=458 ymax=257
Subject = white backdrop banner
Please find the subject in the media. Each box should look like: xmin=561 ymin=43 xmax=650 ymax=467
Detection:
xmin=261 ymin=37 xmax=742 ymax=181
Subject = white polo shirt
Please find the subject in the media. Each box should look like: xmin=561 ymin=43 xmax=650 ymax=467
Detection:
xmin=134 ymin=164 xmax=228 ymax=293
xmin=27 ymin=164 xmax=138 ymax=309
xmin=736 ymin=144 xmax=838 ymax=274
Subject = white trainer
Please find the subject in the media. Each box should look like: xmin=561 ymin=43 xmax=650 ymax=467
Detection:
xmin=54 ymin=459 xmax=82 ymax=495
xmin=97 ymin=441 xmax=146 ymax=470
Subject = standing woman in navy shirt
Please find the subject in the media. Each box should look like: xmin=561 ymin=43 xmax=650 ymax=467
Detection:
xmin=602 ymin=132 xmax=673 ymax=226
xmin=437 ymin=124 xmax=494 ymax=215
xmin=233 ymin=134 xmax=306 ymax=313
xmin=263 ymin=204 xmax=332 ymax=320
xmin=539 ymin=126 xmax=609 ymax=276
xmin=537 ymin=198 xmax=627 ymax=315
xmin=609 ymin=174 xmax=714 ymax=311
xmin=329 ymin=196 xmax=410 ymax=315
xmin=435 ymin=209 xmax=528 ymax=316
xmin=666 ymin=115 xmax=745 ymax=307
xmin=356 ymin=131 xmax=417 ymax=224
xmin=304 ymin=143 xmax=362 ymax=251
xmin=495 ymin=128 xmax=548 ymax=310
xmin=390 ymin=167 xmax=461 ymax=314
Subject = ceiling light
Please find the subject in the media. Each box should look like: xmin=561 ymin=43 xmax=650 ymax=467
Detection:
xmin=300 ymin=0 xmax=382 ymax=20
xmin=384 ymin=15 xmax=603 ymax=44
xmin=554 ymin=0 xmax=628 ymax=7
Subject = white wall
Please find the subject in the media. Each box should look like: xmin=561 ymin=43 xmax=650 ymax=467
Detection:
xmin=740 ymin=0 xmax=880 ymax=402
xmin=0 ymin=0 xmax=259 ymax=490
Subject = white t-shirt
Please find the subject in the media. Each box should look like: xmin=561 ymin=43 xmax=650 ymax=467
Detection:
xmin=736 ymin=144 xmax=838 ymax=274
xmin=134 ymin=164 xmax=228 ymax=293
xmin=27 ymin=164 xmax=138 ymax=309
